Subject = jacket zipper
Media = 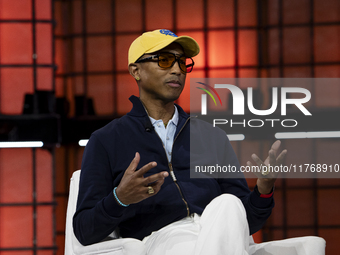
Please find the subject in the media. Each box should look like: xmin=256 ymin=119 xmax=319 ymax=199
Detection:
xmin=168 ymin=162 xmax=190 ymax=217
xmin=155 ymin=117 xmax=191 ymax=217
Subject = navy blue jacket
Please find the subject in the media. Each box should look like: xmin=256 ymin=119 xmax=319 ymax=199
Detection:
xmin=73 ymin=95 xmax=274 ymax=246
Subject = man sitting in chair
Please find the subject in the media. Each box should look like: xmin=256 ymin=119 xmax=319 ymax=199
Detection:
xmin=73 ymin=29 xmax=287 ymax=255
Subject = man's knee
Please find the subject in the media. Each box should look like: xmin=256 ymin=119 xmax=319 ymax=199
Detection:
xmin=210 ymin=193 xmax=243 ymax=207
xmin=200 ymin=193 xmax=249 ymax=236
xmin=206 ymin=194 xmax=246 ymax=217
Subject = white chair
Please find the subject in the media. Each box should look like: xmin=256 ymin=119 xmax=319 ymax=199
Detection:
xmin=65 ymin=170 xmax=146 ymax=255
xmin=65 ymin=170 xmax=326 ymax=255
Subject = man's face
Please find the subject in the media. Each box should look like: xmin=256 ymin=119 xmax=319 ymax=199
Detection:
xmin=136 ymin=43 xmax=187 ymax=104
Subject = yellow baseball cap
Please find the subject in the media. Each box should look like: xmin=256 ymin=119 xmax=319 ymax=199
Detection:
xmin=128 ymin=29 xmax=200 ymax=64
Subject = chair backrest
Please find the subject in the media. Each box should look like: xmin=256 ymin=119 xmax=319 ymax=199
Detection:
xmin=65 ymin=170 xmax=143 ymax=255
xmin=65 ymin=170 xmax=81 ymax=255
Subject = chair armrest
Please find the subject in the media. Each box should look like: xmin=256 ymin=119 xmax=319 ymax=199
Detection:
xmin=73 ymin=237 xmax=146 ymax=255
xmin=249 ymin=236 xmax=326 ymax=255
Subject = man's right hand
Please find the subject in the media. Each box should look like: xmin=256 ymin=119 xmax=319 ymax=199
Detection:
xmin=115 ymin=152 xmax=169 ymax=205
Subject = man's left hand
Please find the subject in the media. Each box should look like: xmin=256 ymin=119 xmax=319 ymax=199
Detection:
xmin=247 ymin=140 xmax=287 ymax=195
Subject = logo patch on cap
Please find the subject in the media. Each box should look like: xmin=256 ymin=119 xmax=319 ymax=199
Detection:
xmin=160 ymin=29 xmax=178 ymax=37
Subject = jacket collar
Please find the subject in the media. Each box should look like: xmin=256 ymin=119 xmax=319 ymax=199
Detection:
xmin=127 ymin=95 xmax=190 ymax=121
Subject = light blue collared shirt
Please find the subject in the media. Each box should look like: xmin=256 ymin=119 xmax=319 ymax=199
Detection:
xmin=149 ymin=106 xmax=179 ymax=162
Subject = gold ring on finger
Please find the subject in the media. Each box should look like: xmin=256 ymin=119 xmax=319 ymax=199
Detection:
xmin=147 ymin=186 xmax=154 ymax=195
xmin=262 ymin=168 xmax=269 ymax=176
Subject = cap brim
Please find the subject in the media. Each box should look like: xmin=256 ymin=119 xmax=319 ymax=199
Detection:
xmin=145 ymin=35 xmax=200 ymax=58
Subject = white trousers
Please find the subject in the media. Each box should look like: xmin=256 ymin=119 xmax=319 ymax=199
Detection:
xmin=142 ymin=194 xmax=250 ymax=255
xmin=142 ymin=194 xmax=326 ymax=255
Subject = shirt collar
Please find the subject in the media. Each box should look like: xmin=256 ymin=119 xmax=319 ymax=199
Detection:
xmin=149 ymin=105 xmax=179 ymax=127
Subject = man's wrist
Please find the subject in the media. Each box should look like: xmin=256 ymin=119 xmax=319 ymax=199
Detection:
xmin=254 ymin=185 xmax=274 ymax=198
xmin=113 ymin=187 xmax=130 ymax=207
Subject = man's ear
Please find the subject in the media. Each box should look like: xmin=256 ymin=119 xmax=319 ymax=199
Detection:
xmin=128 ymin=63 xmax=140 ymax=80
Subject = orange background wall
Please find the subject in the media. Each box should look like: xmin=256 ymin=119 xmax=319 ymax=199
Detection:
xmin=1 ymin=0 xmax=340 ymax=254
xmin=0 ymin=0 xmax=55 ymax=254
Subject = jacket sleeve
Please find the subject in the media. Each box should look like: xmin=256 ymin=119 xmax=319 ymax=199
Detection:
xmin=217 ymin=138 xmax=274 ymax=235
xmin=72 ymin=134 xmax=132 ymax=245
